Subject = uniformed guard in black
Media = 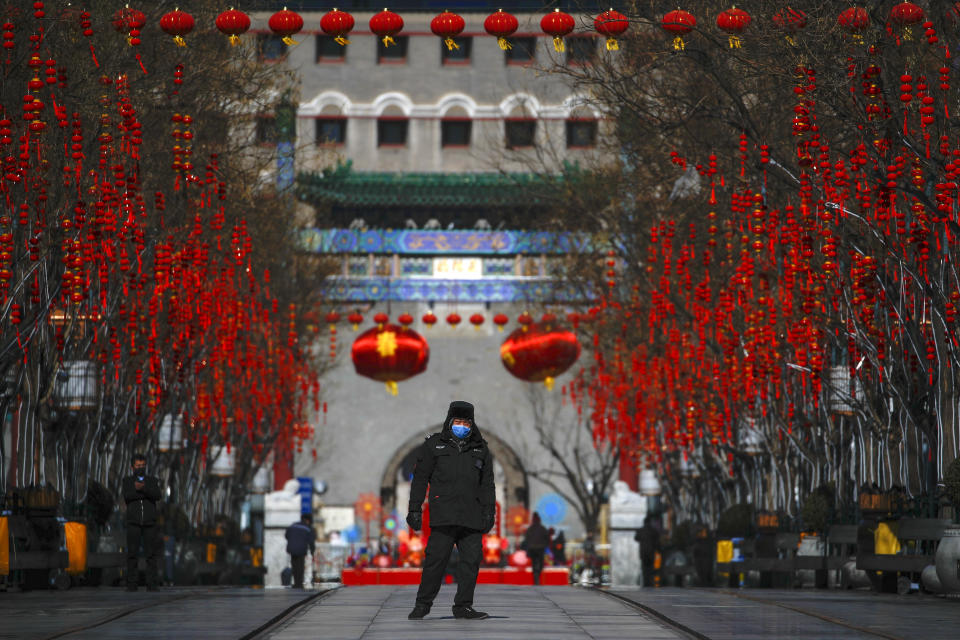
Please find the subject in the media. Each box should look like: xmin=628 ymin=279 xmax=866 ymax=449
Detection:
xmin=406 ymin=400 xmax=495 ymax=620
xmin=122 ymin=454 xmax=162 ymax=591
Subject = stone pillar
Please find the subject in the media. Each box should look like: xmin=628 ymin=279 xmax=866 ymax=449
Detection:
xmin=609 ymin=480 xmax=647 ymax=587
xmin=264 ymin=479 xmax=303 ymax=588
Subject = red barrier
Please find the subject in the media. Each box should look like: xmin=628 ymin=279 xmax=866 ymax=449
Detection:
xmin=340 ymin=567 xmax=569 ymax=586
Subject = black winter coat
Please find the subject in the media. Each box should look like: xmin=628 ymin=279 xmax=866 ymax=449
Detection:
xmin=122 ymin=475 xmax=161 ymax=525
xmin=408 ymin=423 xmax=495 ymax=531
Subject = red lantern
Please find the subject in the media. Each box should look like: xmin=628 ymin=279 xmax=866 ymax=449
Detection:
xmin=469 ymin=313 xmax=484 ymax=330
xmin=890 ymin=2 xmax=923 ymax=42
xmin=397 ymin=312 xmax=414 ymax=327
xmin=160 ymin=9 xmax=194 ymax=47
xmin=517 ymin=311 xmax=534 ymax=330
xmin=374 ymin=312 xmax=389 ymax=327
xmin=431 ymin=10 xmax=465 ymax=51
xmin=370 ymin=9 xmax=404 ymax=48
xmin=269 ymin=8 xmax=303 ymax=46
xmin=540 ymin=312 xmax=557 ymax=326
xmin=321 ymin=8 xmax=354 ymax=46
xmin=446 ymin=312 xmax=462 ymax=328
xmin=493 ymin=312 xmax=509 ymax=332
xmin=661 ymin=9 xmax=696 ymax=51
xmin=594 ymin=9 xmax=628 ymax=51
xmin=500 ymin=322 xmax=581 ymax=390
xmin=541 ymin=8 xmax=575 ymax=52
xmin=112 ymin=6 xmax=146 ymax=45
xmin=216 ymin=8 xmax=250 ymax=46
xmin=772 ymin=7 xmax=806 ymax=44
xmin=351 ymin=323 xmax=429 ymax=395
xmin=422 ymin=311 xmax=437 ymax=328
xmin=838 ymin=7 xmax=869 ymax=43
xmin=325 ymin=310 xmax=341 ymax=331
xmin=716 ymin=7 xmax=751 ymax=48
xmin=484 ymin=9 xmax=518 ymax=51
xmin=347 ymin=310 xmax=363 ymax=331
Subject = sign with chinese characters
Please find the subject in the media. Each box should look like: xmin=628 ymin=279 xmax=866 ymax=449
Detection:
xmin=433 ymin=257 xmax=483 ymax=279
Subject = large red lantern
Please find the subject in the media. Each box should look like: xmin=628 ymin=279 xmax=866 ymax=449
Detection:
xmin=321 ymin=8 xmax=354 ymax=46
xmin=216 ymin=8 xmax=250 ymax=46
xmin=716 ymin=7 xmax=751 ymax=48
xmin=541 ymin=8 xmax=575 ymax=52
xmin=269 ymin=8 xmax=303 ymax=46
xmin=500 ymin=322 xmax=581 ymax=390
xmin=160 ymin=9 xmax=194 ymax=47
xmin=431 ymin=10 xmax=465 ymax=51
xmin=594 ymin=9 xmax=628 ymax=51
xmin=838 ymin=7 xmax=869 ymax=43
xmin=370 ymin=9 xmax=404 ymax=47
xmin=890 ymin=2 xmax=924 ymax=42
xmin=484 ymin=9 xmax=518 ymax=50
xmin=352 ymin=323 xmax=429 ymax=395
xmin=661 ymin=9 xmax=696 ymax=51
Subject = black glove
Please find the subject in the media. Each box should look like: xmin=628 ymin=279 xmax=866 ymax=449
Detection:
xmin=406 ymin=511 xmax=422 ymax=531
xmin=481 ymin=505 xmax=495 ymax=533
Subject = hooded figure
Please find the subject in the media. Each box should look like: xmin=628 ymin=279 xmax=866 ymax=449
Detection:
xmin=406 ymin=400 xmax=495 ymax=621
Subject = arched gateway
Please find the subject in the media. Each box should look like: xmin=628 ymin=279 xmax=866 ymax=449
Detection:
xmin=379 ymin=425 xmax=529 ymax=521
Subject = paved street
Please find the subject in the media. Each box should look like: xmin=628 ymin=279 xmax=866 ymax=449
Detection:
xmin=265 ymin=585 xmax=680 ymax=640
xmin=2 ymin=584 xmax=959 ymax=639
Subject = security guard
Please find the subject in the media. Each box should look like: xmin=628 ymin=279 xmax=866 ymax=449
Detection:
xmin=407 ymin=400 xmax=495 ymax=620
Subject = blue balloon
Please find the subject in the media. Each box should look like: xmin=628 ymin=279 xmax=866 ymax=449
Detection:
xmin=535 ymin=494 xmax=567 ymax=526
xmin=343 ymin=524 xmax=361 ymax=543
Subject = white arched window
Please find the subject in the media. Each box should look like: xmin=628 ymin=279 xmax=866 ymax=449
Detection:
xmin=315 ymin=104 xmax=346 ymax=147
xmin=378 ymin=104 xmax=408 ymax=147
xmin=566 ymin=105 xmax=597 ymax=148
xmin=441 ymin=105 xmax=471 ymax=148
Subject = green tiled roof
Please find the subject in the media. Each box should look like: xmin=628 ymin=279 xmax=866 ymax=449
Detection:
xmin=295 ymin=163 xmax=557 ymax=208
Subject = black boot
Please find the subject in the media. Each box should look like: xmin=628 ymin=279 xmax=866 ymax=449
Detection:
xmin=452 ymin=605 xmax=489 ymax=620
xmin=408 ymin=603 xmax=431 ymax=620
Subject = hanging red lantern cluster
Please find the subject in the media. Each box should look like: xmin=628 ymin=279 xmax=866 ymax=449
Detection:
xmin=351 ymin=323 xmax=429 ymax=395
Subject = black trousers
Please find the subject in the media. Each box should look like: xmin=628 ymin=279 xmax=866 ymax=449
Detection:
xmin=126 ymin=523 xmax=159 ymax=587
xmin=528 ymin=548 xmax=545 ymax=585
xmin=416 ymin=525 xmax=482 ymax=608
xmin=291 ymin=554 xmax=306 ymax=588
xmin=641 ymin=556 xmax=656 ymax=587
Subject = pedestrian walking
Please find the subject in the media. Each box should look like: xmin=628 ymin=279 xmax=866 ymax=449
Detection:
xmin=406 ymin=400 xmax=496 ymax=620
xmin=285 ymin=514 xmax=315 ymax=589
xmin=122 ymin=454 xmax=162 ymax=591
xmin=522 ymin=512 xmax=550 ymax=585
xmin=635 ymin=515 xmax=661 ymax=587
xmin=551 ymin=530 xmax=567 ymax=565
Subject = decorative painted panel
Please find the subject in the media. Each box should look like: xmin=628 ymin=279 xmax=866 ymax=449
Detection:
xmin=322 ymin=277 xmax=584 ymax=302
xmin=300 ymin=228 xmax=588 ymax=256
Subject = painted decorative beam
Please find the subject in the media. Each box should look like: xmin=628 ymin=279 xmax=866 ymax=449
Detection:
xmin=299 ymin=228 xmax=589 ymax=256
xmin=322 ymin=277 xmax=585 ymax=303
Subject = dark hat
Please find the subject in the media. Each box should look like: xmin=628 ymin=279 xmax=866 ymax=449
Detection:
xmin=446 ymin=400 xmax=474 ymax=422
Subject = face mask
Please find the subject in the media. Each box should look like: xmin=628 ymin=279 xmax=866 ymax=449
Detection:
xmin=451 ymin=423 xmax=471 ymax=439
xmin=135 ymin=467 xmax=146 ymax=479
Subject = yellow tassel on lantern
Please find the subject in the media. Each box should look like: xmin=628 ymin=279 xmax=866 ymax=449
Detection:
xmin=382 ymin=35 xmax=396 ymax=47
xmin=784 ymin=35 xmax=796 ymax=47
xmin=335 ymin=36 xmax=350 ymax=45
xmin=501 ymin=350 xmax=515 ymax=368
xmin=282 ymin=36 xmax=299 ymax=46
xmin=444 ymin=37 xmax=459 ymax=51
xmin=497 ymin=325 xmax=505 ymax=332
xmin=385 ymin=380 xmax=398 ymax=395
xmin=173 ymin=36 xmax=187 ymax=47
xmin=552 ymin=36 xmax=564 ymax=52
xmin=852 ymin=34 xmax=863 ymax=44
xmin=672 ymin=36 xmax=685 ymax=51
xmin=728 ymin=35 xmax=741 ymax=49
xmin=544 ymin=376 xmax=555 ymax=391
xmin=605 ymin=37 xmax=619 ymax=51
xmin=229 ymin=34 xmax=241 ymax=46
xmin=497 ymin=37 xmax=512 ymax=50
xmin=352 ymin=322 xmax=359 ymax=331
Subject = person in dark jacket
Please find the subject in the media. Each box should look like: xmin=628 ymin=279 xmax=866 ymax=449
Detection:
xmin=522 ymin=512 xmax=551 ymax=585
xmin=551 ymin=530 xmax=567 ymax=565
xmin=406 ymin=400 xmax=495 ymax=621
xmin=285 ymin=514 xmax=315 ymax=589
xmin=635 ymin=515 xmax=661 ymax=587
xmin=122 ymin=454 xmax=162 ymax=591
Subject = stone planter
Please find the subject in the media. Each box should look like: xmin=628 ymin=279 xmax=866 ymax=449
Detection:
xmin=934 ymin=525 xmax=960 ymax=594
